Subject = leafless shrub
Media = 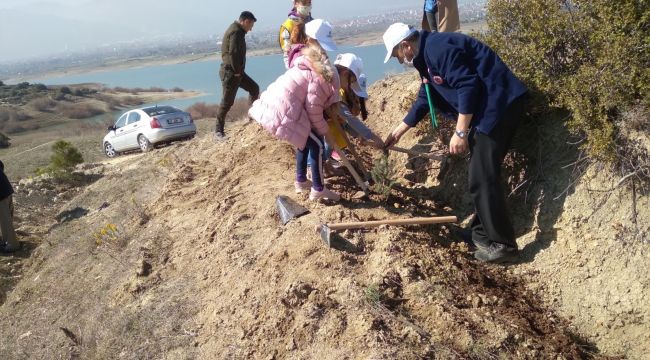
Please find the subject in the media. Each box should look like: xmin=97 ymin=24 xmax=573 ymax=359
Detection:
xmin=93 ymin=93 xmax=121 ymax=110
xmin=113 ymin=87 xmax=138 ymax=95
xmin=29 ymin=97 xmax=57 ymax=112
xmin=185 ymin=102 xmax=220 ymax=120
xmin=58 ymin=103 xmax=105 ymax=119
xmin=112 ymin=86 xmax=170 ymax=94
xmin=0 ymin=107 xmax=31 ymax=123
xmin=228 ymin=98 xmax=251 ymax=121
xmin=121 ymin=96 xmax=143 ymax=106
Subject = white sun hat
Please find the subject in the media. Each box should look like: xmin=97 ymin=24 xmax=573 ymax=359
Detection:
xmin=334 ymin=53 xmax=368 ymax=98
xmin=305 ymin=19 xmax=337 ymax=51
xmin=382 ymin=22 xmax=417 ymax=63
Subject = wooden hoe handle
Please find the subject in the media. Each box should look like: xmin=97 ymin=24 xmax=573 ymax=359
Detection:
xmin=327 ymin=216 xmax=457 ymax=231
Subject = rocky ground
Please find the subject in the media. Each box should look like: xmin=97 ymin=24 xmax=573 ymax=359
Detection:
xmin=0 ymin=72 xmax=647 ymax=359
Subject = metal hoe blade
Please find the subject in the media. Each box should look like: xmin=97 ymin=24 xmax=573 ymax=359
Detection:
xmin=319 ymin=224 xmax=332 ymax=248
xmin=276 ymin=196 xmax=309 ymax=225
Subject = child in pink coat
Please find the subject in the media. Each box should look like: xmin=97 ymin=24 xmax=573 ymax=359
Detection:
xmin=249 ymin=22 xmax=341 ymax=201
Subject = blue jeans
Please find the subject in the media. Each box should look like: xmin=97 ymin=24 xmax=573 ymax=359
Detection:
xmin=296 ymin=132 xmax=324 ymax=191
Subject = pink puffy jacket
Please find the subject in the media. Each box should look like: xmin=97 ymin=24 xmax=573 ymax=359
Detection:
xmin=248 ymin=47 xmax=340 ymax=150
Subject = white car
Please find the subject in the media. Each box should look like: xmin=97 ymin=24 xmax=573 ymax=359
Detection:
xmin=103 ymin=105 xmax=196 ymax=157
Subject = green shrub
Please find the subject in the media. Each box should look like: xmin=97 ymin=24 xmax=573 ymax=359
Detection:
xmin=51 ymin=140 xmax=84 ymax=170
xmin=370 ymin=155 xmax=398 ymax=200
xmin=36 ymin=140 xmax=84 ymax=178
xmin=34 ymin=83 xmax=47 ymax=91
xmin=483 ymin=0 xmax=649 ymax=161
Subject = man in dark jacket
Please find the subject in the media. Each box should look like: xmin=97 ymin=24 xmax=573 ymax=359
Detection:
xmin=0 ymin=160 xmax=18 ymax=254
xmin=382 ymin=23 xmax=528 ymax=264
xmin=215 ymin=11 xmax=260 ymax=141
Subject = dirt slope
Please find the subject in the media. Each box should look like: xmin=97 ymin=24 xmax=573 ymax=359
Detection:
xmin=1 ymin=72 xmax=647 ymax=359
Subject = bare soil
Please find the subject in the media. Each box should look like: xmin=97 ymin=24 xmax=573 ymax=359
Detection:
xmin=0 ymin=72 xmax=647 ymax=359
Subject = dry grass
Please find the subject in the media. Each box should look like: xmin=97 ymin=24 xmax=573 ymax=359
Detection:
xmin=185 ymin=102 xmax=220 ymax=120
xmin=113 ymin=86 xmax=175 ymax=94
xmin=28 ymin=98 xmax=57 ymax=112
xmin=185 ymin=99 xmax=249 ymax=121
xmin=57 ymin=102 xmax=105 ymax=119
xmin=0 ymin=107 xmax=31 ymax=123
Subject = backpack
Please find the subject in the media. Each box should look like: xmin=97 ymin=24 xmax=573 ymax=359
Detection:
xmin=278 ymin=18 xmax=295 ymax=50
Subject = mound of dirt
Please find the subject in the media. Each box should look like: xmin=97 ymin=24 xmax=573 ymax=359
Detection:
xmin=0 ymin=71 xmax=647 ymax=359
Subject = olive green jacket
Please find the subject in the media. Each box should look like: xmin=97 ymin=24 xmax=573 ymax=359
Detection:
xmin=221 ymin=21 xmax=247 ymax=74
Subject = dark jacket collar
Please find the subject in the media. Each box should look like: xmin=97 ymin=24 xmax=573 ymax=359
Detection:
xmin=413 ymin=30 xmax=430 ymax=75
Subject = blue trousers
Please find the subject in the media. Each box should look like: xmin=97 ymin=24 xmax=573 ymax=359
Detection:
xmin=296 ymin=132 xmax=324 ymax=191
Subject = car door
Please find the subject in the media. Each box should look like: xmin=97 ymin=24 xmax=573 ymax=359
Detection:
xmin=112 ymin=113 xmax=129 ymax=151
xmin=123 ymin=111 xmax=143 ymax=149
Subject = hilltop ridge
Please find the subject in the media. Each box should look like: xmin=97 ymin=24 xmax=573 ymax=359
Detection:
xmin=0 ymin=71 xmax=647 ymax=359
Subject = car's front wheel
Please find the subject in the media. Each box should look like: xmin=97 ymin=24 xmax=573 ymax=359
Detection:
xmin=104 ymin=142 xmax=117 ymax=158
xmin=138 ymin=135 xmax=152 ymax=152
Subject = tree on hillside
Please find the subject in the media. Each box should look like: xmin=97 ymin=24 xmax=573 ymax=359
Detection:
xmin=50 ymin=140 xmax=84 ymax=171
xmin=36 ymin=140 xmax=84 ymax=178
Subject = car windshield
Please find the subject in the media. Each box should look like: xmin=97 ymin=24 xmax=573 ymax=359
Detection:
xmin=143 ymin=106 xmax=180 ymax=116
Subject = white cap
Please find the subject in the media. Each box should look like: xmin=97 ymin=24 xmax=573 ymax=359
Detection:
xmin=382 ymin=22 xmax=417 ymax=63
xmin=334 ymin=53 xmax=368 ymax=98
xmin=305 ymin=19 xmax=337 ymax=51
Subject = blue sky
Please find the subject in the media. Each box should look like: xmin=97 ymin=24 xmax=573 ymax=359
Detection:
xmin=0 ymin=0 xmax=427 ymax=63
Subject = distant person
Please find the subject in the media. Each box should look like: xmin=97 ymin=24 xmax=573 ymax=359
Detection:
xmin=249 ymin=19 xmax=342 ymax=202
xmin=0 ymin=160 xmax=19 ymax=254
xmin=422 ymin=0 xmax=438 ymax=32
xmin=215 ymin=11 xmax=260 ymax=141
xmin=279 ymin=0 xmax=314 ymax=69
xmin=286 ymin=21 xmax=309 ymax=68
xmin=438 ymin=0 xmax=460 ymax=32
xmin=381 ymin=23 xmax=528 ymax=264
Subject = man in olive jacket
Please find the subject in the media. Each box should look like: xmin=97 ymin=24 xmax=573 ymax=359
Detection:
xmin=215 ymin=11 xmax=260 ymax=141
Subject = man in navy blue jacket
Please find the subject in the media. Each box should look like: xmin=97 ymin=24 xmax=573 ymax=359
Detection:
xmin=382 ymin=23 xmax=528 ymax=264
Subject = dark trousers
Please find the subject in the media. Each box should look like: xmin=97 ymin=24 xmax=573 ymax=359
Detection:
xmin=468 ymin=96 xmax=526 ymax=248
xmin=422 ymin=10 xmax=438 ymax=32
xmin=296 ymin=132 xmax=325 ymax=192
xmin=216 ymin=65 xmax=259 ymax=133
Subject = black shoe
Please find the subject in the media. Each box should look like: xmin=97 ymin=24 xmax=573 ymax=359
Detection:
xmin=0 ymin=242 xmax=21 ymax=255
xmin=474 ymin=242 xmax=519 ymax=264
xmin=456 ymin=228 xmax=490 ymax=251
xmin=213 ymin=131 xmax=227 ymax=142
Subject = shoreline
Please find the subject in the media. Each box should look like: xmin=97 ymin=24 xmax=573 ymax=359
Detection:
xmin=7 ymin=21 xmax=486 ymax=84
xmin=6 ymin=31 xmax=386 ymax=84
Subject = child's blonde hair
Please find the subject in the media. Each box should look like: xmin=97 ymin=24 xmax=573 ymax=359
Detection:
xmin=301 ymin=43 xmax=335 ymax=82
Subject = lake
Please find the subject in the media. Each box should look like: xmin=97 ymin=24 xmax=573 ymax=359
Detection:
xmin=36 ymin=44 xmax=409 ymax=111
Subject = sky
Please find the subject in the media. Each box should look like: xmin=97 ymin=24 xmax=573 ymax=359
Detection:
xmin=0 ymin=0 xmax=425 ymax=63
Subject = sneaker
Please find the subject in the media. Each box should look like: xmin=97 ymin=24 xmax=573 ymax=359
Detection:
xmin=474 ymin=242 xmax=520 ymax=264
xmin=294 ymin=180 xmax=312 ymax=193
xmin=213 ymin=131 xmax=226 ymax=142
xmin=309 ymin=187 xmax=341 ymax=202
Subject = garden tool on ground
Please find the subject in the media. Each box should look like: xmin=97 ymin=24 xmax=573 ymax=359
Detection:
xmin=317 ymin=215 xmax=457 ymax=247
